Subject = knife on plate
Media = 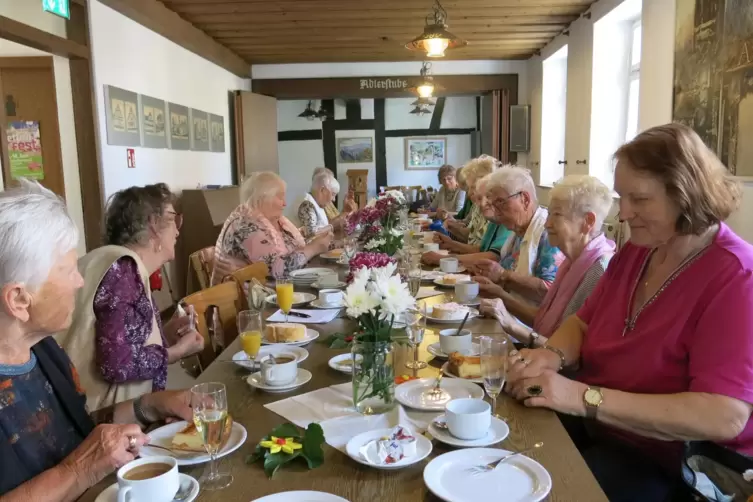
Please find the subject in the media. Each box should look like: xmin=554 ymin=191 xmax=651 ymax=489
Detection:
xmin=286 ymin=311 xmax=312 ymax=319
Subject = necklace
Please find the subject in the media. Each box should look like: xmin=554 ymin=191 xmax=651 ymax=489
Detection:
xmin=622 ymin=229 xmax=717 ymax=336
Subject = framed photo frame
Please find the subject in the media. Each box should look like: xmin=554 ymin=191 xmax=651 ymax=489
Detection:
xmin=104 ymin=85 xmax=140 ymax=146
xmin=209 ymin=114 xmax=225 ymax=152
xmin=404 ymin=137 xmax=447 ymax=170
xmin=190 ymin=109 xmax=210 ymax=151
xmin=167 ymin=103 xmax=190 ymax=150
xmin=140 ymin=95 xmax=167 ymax=149
xmin=337 ymin=137 xmax=374 ymax=163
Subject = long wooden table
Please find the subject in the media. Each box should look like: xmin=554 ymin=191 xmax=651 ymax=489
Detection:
xmin=86 ymin=261 xmax=608 ymax=502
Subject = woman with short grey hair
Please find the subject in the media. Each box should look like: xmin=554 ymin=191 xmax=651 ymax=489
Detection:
xmin=58 ymin=183 xmax=204 ymax=411
xmin=297 ymin=171 xmax=355 ymax=238
xmin=481 ymin=174 xmax=616 ymax=345
xmin=421 ymin=164 xmax=466 ymax=218
xmin=213 ymin=171 xmax=332 ymax=282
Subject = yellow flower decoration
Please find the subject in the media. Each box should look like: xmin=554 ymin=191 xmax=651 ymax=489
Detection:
xmin=260 ymin=436 xmax=303 ymax=455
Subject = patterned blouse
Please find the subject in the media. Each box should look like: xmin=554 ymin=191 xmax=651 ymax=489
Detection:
xmin=93 ymin=257 xmax=167 ymax=391
xmin=467 ymin=204 xmax=489 ymax=246
xmin=298 ymin=195 xmax=329 ymax=239
xmin=499 ymin=230 xmax=564 ymax=285
xmin=213 ymin=205 xmax=308 ymax=282
xmin=430 ymin=186 xmax=466 ymax=213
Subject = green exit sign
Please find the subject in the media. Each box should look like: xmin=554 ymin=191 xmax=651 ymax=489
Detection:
xmin=42 ymin=0 xmax=70 ymax=19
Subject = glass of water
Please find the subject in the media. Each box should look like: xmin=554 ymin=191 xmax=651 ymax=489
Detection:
xmin=191 ymin=382 xmax=232 ymax=490
xmin=404 ymin=308 xmax=427 ymax=369
xmin=479 ymin=336 xmax=509 ymax=417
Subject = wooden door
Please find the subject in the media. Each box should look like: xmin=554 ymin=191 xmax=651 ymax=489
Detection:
xmin=236 ymin=91 xmax=278 ymax=181
xmin=0 ymin=57 xmax=65 ymax=198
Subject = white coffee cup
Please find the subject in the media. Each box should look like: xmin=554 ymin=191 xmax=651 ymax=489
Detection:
xmin=445 ymin=398 xmax=492 ymax=440
xmin=439 ymin=328 xmax=472 ymax=355
xmin=455 ymin=281 xmax=480 ymax=303
xmin=319 ymin=289 xmax=344 ymax=305
xmin=117 ymin=456 xmax=179 ymax=502
xmin=261 ymin=354 xmax=298 ymax=386
xmin=422 ymin=231 xmax=435 ymax=242
xmin=318 ymin=271 xmax=339 ymax=287
xmin=424 ymin=242 xmax=440 ymax=252
xmin=439 ymin=257 xmax=459 ymax=273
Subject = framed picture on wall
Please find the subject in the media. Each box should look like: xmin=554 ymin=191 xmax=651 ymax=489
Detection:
xmin=140 ymin=95 xmax=167 ymax=149
xmin=167 ymin=103 xmax=190 ymax=150
xmin=209 ymin=113 xmax=225 ymax=152
xmin=190 ymin=109 xmax=210 ymax=151
xmin=337 ymin=137 xmax=373 ymax=163
xmin=405 ymin=137 xmax=446 ymax=170
xmin=104 ymin=85 xmax=140 ymax=147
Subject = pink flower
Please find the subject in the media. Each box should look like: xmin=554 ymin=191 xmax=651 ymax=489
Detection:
xmin=346 ymin=252 xmax=395 ymax=283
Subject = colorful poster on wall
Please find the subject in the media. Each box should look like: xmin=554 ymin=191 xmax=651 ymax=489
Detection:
xmin=7 ymin=121 xmax=44 ymax=180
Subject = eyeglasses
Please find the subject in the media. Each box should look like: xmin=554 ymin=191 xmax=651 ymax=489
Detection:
xmin=166 ymin=210 xmax=183 ymax=230
xmin=490 ymin=191 xmax=522 ymax=208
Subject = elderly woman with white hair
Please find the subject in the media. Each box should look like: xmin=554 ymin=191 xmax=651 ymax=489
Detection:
xmin=473 ymin=166 xmax=564 ymax=307
xmin=297 ymin=170 xmax=356 ymax=238
xmin=480 ymin=175 xmax=615 ymax=345
xmin=212 ymin=171 xmax=333 ymax=283
xmin=0 ymin=180 xmax=192 ymax=498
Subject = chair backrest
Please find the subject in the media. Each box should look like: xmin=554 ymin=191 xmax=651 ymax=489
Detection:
xmin=188 ymin=246 xmax=215 ymax=292
xmin=181 ymin=280 xmax=242 ymax=370
xmin=223 ymin=262 xmax=269 ymax=307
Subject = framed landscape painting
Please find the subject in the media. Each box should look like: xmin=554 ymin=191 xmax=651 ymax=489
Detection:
xmin=337 ymin=137 xmax=373 ymax=163
xmin=405 ymin=137 xmax=446 ymax=170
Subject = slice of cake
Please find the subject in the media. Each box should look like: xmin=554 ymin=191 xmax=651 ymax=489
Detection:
xmin=172 ymin=415 xmax=233 ymax=452
xmin=448 ymin=352 xmax=482 ymax=379
xmin=432 ymin=303 xmax=469 ymax=320
xmin=441 ymin=274 xmax=470 ymax=285
xmin=265 ymin=323 xmax=307 ymax=342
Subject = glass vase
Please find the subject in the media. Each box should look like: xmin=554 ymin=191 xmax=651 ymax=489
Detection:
xmin=351 ymin=340 xmax=396 ymax=415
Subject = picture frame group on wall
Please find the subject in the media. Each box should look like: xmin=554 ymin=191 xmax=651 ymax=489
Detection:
xmin=102 ymin=84 xmax=226 ymax=153
xmin=405 ymin=137 xmax=447 ymax=170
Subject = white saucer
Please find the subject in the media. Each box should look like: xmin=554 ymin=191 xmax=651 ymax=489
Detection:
xmin=232 ymin=346 xmax=309 ymax=369
xmin=252 ymin=492 xmax=350 ymax=502
xmin=328 ymin=353 xmax=363 ymax=374
xmin=265 ymin=292 xmax=316 ymax=307
xmin=433 ymin=277 xmax=472 ymax=288
xmin=434 ymin=266 xmax=468 ymax=273
xmin=424 ymin=448 xmax=552 ymax=502
xmin=345 ymin=428 xmax=433 ymax=470
xmin=311 ymin=281 xmax=347 ymax=289
xmin=394 ymin=377 xmax=484 ymax=411
xmin=428 ymin=414 xmax=510 ymax=447
xmin=247 ymin=368 xmax=312 ymax=393
xmin=310 ymin=298 xmax=345 ymax=309
xmin=427 ymin=342 xmax=480 ymax=360
xmin=95 ymin=473 xmax=199 ymax=502
xmin=139 ymin=422 xmax=247 ymax=466
xmin=426 ymin=306 xmax=480 ymax=324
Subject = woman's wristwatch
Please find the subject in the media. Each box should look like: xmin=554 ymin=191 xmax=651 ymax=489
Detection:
xmin=542 ymin=344 xmax=566 ymax=371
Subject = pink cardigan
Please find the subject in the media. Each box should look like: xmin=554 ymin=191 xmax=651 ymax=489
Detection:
xmin=212 ymin=205 xmax=307 ymax=284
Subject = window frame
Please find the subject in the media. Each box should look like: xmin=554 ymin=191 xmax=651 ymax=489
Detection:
xmin=625 ymin=19 xmax=642 ymax=142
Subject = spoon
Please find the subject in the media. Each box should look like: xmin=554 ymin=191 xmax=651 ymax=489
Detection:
xmin=173 ymin=479 xmax=195 ymax=501
xmin=456 ymin=312 xmax=470 ymax=336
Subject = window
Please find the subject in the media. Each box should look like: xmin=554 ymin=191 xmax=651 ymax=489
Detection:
xmin=625 ymin=21 xmax=641 ymax=141
xmin=540 ymin=45 xmax=568 ymax=186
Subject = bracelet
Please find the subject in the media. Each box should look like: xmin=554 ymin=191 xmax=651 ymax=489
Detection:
xmin=542 ymin=344 xmax=566 ymax=371
xmin=133 ymin=396 xmax=152 ymax=426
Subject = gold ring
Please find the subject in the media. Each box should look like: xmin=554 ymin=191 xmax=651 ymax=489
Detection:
xmin=128 ymin=436 xmax=137 ymax=450
xmin=527 ymin=385 xmax=543 ymax=397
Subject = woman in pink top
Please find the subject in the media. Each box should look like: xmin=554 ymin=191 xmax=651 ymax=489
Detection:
xmin=505 ymin=124 xmax=753 ymax=501
xmin=212 ymin=172 xmax=333 ymax=283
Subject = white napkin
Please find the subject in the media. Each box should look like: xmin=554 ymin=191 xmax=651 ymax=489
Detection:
xmin=417 ymin=287 xmax=443 ymax=300
xmin=264 ymin=382 xmax=441 ymax=452
xmin=266 ymin=309 xmax=340 ymax=324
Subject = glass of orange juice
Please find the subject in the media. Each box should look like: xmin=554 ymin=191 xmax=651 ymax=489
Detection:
xmin=275 ymin=278 xmax=294 ymax=322
xmin=237 ymin=310 xmax=263 ymax=365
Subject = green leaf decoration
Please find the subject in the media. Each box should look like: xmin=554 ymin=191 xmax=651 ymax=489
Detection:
xmin=301 ymin=423 xmax=325 ymax=469
xmin=247 ymin=422 xmax=326 ymax=478
xmin=263 ymin=449 xmax=300 ymax=478
xmin=270 ymin=422 xmax=302 ymax=439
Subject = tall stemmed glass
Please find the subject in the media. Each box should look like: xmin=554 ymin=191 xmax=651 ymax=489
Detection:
xmin=191 ymin=382 xmax=232 ymax=490
xmin=479 ymin=336 xmax=509 ymax=417
xmin=343 ymin=236 xmax=358 ymax=262
xmin=275 ymin=277 xmax=294 ymax=322
xmin=404 ymin=308 xmax=427 ymax=370
xmin=407 ymin=266 xmax=422 ymax=299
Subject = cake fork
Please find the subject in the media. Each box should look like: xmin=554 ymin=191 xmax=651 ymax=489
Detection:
xmin=467 ymin=442 xmax=544 ymax=475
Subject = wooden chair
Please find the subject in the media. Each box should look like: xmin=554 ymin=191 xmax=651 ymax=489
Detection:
xmin=222 ymin=262 xmax=269 ymax=308
xmin=188 ymin=246 xmax=215 ymax=293
xmin=181 ymin=281 xmax=243 ymax=372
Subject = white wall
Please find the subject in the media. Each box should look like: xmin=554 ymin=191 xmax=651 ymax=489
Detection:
xmin=89 ymin=0 xmax=250 ymax=198
xmin=280 ymin=139 xmax=324 ymax=221
xmin=0 ymin=1 xmax=86 ymax=255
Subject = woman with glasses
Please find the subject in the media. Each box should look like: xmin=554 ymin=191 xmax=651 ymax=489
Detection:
xmin=57 ymin=183 xmax=205 ymax=410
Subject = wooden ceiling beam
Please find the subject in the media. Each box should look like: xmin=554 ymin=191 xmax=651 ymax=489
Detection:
xmin=96 ymin=0 xmax=250 ymax=77
xmin=163 ymin=0 xmax=591 ymax=5
xmin=216 ymin=33 xmax=557 ymax=44
xmin=169 ymin=3 xmax=586 ymax=15
xmin=208 ymin=25 xmax=565 ymax=38
xmin=181 ymin=11 xmax=580 ymax=23
xmin=228 ymin=41 xmax=549 ymax=51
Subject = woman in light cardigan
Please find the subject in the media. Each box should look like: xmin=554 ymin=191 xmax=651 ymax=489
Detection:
xmin=480 ymin=175 xmax=615 ymax=346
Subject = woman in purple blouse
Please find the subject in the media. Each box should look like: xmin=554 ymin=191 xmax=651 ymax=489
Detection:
xmin=59 ymin=184 xmax=205 ymax=410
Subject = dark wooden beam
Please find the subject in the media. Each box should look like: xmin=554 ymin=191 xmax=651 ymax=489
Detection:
xmin=278 ymin=129 xmax=323 ymax=142
xmin=374 ymin=99 xmax=386 ymax=189
xmin=429 ymin=97 xmax=446 ymax=131
xmin=345 ymin=99 xmax=361 ymax=121
xmin=0 ymin=15 xmax=89 ymax=59
xmin=67 ymin=1 xmax=103 ymax=251
xmin=252 ymin=74 xmax=519 ymax=100
xmin=96 ymin=0 xmax=250 ymax=78
xmin=385 ymin=128 xmax=475 ymax=137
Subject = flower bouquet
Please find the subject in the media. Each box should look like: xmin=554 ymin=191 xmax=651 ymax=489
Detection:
xmin=344 ymin=261 xmax=415 ymax=414
xmin=345 ymin=190 xmax=407 ymax=256
xmin=247 ymin=423 xmax=325 ymax=478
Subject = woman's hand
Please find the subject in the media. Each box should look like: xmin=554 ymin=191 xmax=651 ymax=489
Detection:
xmin=140 ymin=390 xmax=193 ymax=423
xmin=436 ymin=208 xmax=448 ymax=221
xmin=163 ymin=306 xmax=197 ymax=345
xmin=506 ymin=347 xmax=562 ymax=388
xmin=422 ymin=251 xmax=444 ymax=266
xmin=167 ymin=330 xmax=205 ymax=363
xmin=509 ymin=370 xmax=587 ymax=417
xmin=473 ymin=276 xmax=506 ymax=298
xmin=475 ymin=259 xmax=507 ymax=283
xmin=479 ymin=298 xmax=514 ymax=328
xmin=62 ymin=423 xmax=148 ymax=487
xmin=344 ymin=198 xmax=358 ymax=214
xmin=313 ymin=230 xmax=334 ymax=253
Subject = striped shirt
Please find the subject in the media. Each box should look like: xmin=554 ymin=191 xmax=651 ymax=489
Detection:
xmin=560 ymin=254 xmax=612 ymax=321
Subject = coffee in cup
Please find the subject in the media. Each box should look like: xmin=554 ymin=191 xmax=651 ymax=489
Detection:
xmin=439 ymin=257 xmax=459 ymax=273
xmin=117 ymin=456 xmax=179 ymax=502
xmin=439 ymin=328 xmax=472 ymax=355
xmin=455 ymin=281 xmax=480 ymax=303
xmin=261 ymin=354 xmax=298 ymax=386
xmin=445 ymin=398 xmax=491 ymax=440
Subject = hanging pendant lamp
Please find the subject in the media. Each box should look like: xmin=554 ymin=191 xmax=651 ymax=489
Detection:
xmin=405 ymin=0 xmax=467 ymax=58
xmin=298 ymin=101 xmax=318 ymax=121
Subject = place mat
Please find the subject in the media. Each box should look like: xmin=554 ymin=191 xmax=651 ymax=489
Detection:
xmin=264 ymin=383 xmax=441 ymax=451
xmin=417 ymin=287 xmax=443 ymax=300
xmin=266 ymin=309 xmax=340 ymax=324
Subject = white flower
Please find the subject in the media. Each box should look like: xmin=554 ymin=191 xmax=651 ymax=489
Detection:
xmin=383 ymin=190 xmax=406 ymax=203
xmin=350 ymin=266 xmax=370 ymax=290
xmin=366 ymin=198 xmax=377 ymax=207
xmin=389 ymin=227 xmax=403 ymax=237
xmin=372 ymin=274 xmax=415 ymax=317
xmin=370 ymin=262 xmax=397 ymax=284
xmin=344 ymin=277 xmax=379 ymax=318
xmin=364 ymin=238 xmax=386 ymax=250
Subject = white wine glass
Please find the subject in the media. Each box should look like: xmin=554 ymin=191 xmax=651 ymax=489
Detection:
xmin=191 ymin=382 xmax=233 ymax=490
xmin=404 ymin=308 xmax=427 ymax=370
xmin=407 ymin=267 xmax=422 ymax=298
xmin=479 ymin=336 xmax=509 ymax=418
